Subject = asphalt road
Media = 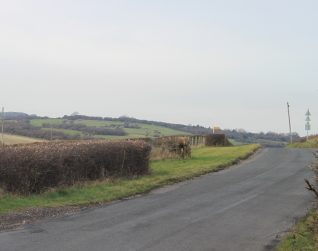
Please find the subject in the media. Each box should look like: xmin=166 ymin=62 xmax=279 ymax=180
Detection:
xmin=0 ymin=148 xmax=316 ymax=251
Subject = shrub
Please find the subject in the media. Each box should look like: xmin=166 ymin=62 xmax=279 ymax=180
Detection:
xmin=0 ymin=140 xmax=151 ymax=194
xmin=154 ymin=136 xmax=191 ymax=159
xmin=205 ymin=134 xmax=232 ymax=146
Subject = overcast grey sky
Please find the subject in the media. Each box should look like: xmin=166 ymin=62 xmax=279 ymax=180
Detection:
xmin=0 ymin=0 xmax=317 ymax=135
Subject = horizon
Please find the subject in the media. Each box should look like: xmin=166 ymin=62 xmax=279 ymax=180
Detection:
xmin=1 ymin=1 xmax=317 ymax=136
xmin=2 ymin=109 xmax=302 ymax=136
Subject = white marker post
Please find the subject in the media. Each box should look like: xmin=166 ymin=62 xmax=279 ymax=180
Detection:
xmin=287 ymin=102 xmax=292 ymax=144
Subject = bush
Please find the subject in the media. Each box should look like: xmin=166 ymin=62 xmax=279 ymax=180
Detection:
xmin=0 ymin=140 xmax=151 ymax=194
xmin=205 ymin=134 xmax=232 ymax=146
xmin=154 ymin=136 xmax=191 ymax=159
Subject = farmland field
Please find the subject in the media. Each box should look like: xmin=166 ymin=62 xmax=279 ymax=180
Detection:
xmin=30 ymin=118 xmax=190 ymax=139
xmin=1 ymin=134 xmax=45 ymax=145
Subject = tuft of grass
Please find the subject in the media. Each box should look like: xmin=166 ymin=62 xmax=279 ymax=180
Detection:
xmin=0 ymin=144 xmax=260 ymax=214
xmin=277 ymin=211 xmax=318 ymax=251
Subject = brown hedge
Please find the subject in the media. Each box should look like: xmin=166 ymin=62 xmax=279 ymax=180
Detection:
xmin=0 ymin=140 xmax=151 ymax=194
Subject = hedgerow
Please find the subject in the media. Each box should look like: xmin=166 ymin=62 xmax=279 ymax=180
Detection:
xmin=0 ymin=140 xmax=151 ymax=194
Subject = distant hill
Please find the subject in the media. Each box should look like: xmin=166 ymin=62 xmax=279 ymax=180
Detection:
xmin=1 ymin=112 xmax=298 ymax=145
xmin=62 ymin=115 xmax=212 ymax=135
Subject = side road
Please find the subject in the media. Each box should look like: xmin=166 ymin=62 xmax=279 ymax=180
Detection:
xmin=0 ymin=148 xmax=315 ymax=251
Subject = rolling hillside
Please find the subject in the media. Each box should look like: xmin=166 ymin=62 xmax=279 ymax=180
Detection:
xmin=29 ymin=118 xmax=191 ymax=139
xmin=2 ymin=112 xmax=295 ymax=145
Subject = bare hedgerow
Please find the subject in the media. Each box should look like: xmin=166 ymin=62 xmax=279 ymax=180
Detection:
xmin=205 ymin=134 xmax=232 ymax=147
xmin=304 ymin=151 xmax=318 ymax=198
xmin=0 ymin=140 xmax=151 ymax=194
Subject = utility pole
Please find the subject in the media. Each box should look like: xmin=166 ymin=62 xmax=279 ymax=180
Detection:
xmin=305 ymin=109 xmax=311 ymax=141
xmin=1 ymin=107 xmax=4 ymax=147
xmin=287 ymin=102 xmax=292 ymax=144
xmin=50 ymin=125 xmax=53 ymax=141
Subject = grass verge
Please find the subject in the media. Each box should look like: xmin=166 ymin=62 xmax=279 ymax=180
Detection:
xmin=289 ymin=137 xmax=318 ymax=148
xmin=277 ymin=211 xmax=318 ymax=251
xmin=0 ymin=144 xmax=260 ymax=214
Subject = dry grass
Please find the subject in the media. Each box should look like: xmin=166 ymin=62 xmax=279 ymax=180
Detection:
xmin=1 ymin=134 xmax=45 ymax=145
xmin=150 ymin=147 xmax=180 ymax=160
xmin=289 ymin=136 xmax=318 ymax=148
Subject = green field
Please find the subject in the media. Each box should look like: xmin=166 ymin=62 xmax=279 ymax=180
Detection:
xmin=0 ymin=144 xmax=260 ymax=214
xmin=1 ymin=134 xmax=45 ymax=145
xmin=31 ymin=118 xmax=65 ymax=127
xmin=30 ymin=118 xmax=190 ymax=139
xmin=75 ymin=119 xmax=189 ymax=137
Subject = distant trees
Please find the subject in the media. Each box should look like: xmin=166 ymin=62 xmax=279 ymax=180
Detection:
xmin=223 ymin=129 xmax=300 ymax=146
xmin=4 ymin=120 xmax=127 ymax=140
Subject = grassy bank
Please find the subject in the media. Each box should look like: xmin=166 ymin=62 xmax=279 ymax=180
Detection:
xmin=0 ymin=144 xmax=260 ymax=214
xmin=289 ymin=137 xmax=318 ymax=148
xmin=277 ymin=211 xmax=318 ymax=251
xmin=278 ymin=139 xmax=318 ymax=250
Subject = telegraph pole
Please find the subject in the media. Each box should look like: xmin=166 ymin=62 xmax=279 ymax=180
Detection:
xmin=305 ymin=109 xmax=311 ymax=141
xmin=1 ymin=107 xmax=4 ymax=147
xmin=50 ymin=125 xmax=53 ymax=141
xmin=287 ymin=102 xmax=292 ymax=144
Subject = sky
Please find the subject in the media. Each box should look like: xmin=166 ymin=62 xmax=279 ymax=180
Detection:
xmin=0 ymin=0 xmax=317 ymax=135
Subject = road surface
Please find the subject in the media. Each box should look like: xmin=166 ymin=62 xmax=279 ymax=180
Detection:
xmin=0 ymin=148 xmax=316 ymax=251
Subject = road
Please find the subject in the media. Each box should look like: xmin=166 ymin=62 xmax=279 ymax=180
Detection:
xmin=0 ymin=148 xmax=316 ymax=251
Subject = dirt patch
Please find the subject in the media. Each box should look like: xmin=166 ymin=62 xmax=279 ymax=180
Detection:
xmin=0 ymin=206 xmax=82 ymax=232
